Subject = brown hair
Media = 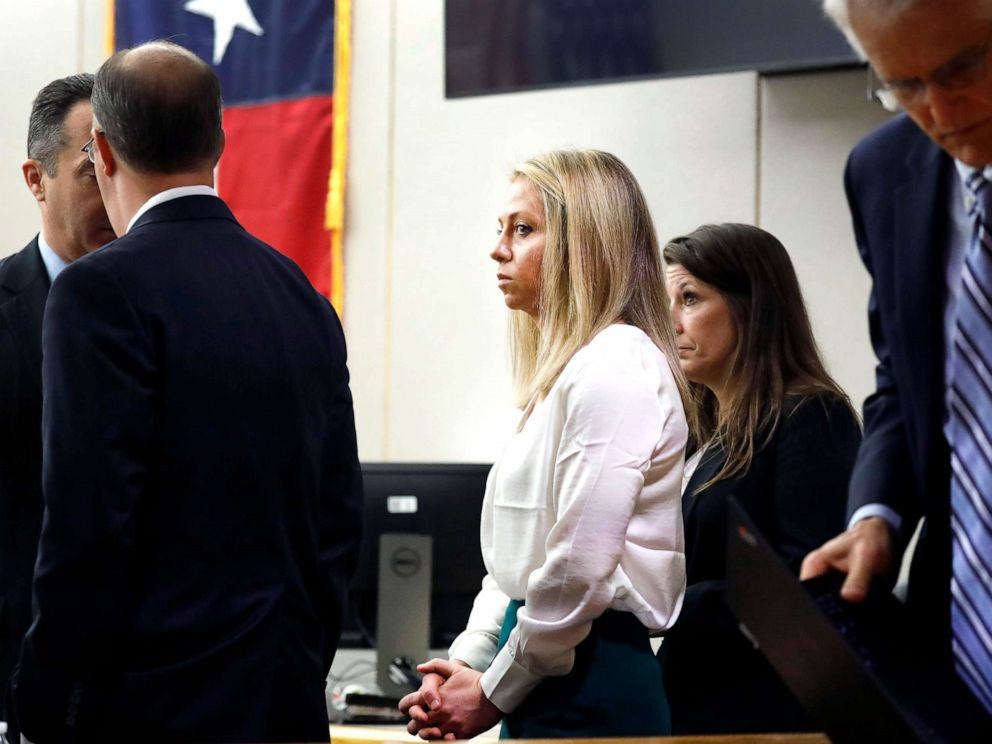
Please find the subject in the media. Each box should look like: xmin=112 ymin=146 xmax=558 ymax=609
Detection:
xmin=663 ymin=223 xmax=855 ymax=488
xmin=92 ymin=40 xmax=223 ymax=173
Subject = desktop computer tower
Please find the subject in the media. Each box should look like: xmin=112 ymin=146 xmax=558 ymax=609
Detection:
xmin=376 ymin=533 xmax=432 ymax=698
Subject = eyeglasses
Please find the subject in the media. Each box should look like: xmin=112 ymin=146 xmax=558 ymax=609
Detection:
xmin=81 ymin=136 xmax=97 ymax=164
xmin=869 ymin=24 xmax=992 ymax=111
xmin=866 ymin=67 xmax=901 ymax=112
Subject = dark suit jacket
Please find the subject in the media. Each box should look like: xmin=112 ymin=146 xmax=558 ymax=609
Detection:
xmin=843 ymin=115 xmax=954 ymax=647
xmin=662 ymin=394 xmax=861 ymax=734
xmin=10 ymin=196 xmax=363 ymax=743
xmin=0 ymin=239 xmax=49 ymax=726
xmin=844 ymin=117 xmax=992 ymax=734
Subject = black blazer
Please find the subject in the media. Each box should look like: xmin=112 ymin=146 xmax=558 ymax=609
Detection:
xmin=0 ymin=239 xmax=49 ymax=726
xmin=662 ymin=394 xmax=861 ymax=734
xmin=844 ymin=115 xmax=954 ymax=646
xmin=10 ymin=197 xmax=363 ymax=743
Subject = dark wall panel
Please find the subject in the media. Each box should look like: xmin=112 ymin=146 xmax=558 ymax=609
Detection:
xmin=446 ymin=0 xmax=859 ymax=98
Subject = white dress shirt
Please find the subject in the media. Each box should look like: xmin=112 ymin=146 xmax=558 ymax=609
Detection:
xmin=447 ymin=324 xmax=687 ymax=713
xmin=126 ymin=185 xmax=219 ymax=234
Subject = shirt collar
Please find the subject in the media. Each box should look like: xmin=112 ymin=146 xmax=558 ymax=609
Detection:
xmin=36 ymin=231 xmax=69 ymax=284
xmin=955 ymin=161 xmax=992 ymax=212
xmin=126 ymin=185 xmax=219 ymax=234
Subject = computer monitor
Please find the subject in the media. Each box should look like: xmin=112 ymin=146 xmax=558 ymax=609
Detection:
xmin=342 ymin=462 xmax=490 ymax=651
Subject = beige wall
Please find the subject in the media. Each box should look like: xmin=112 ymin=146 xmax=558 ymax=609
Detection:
xmin=0 ymin=0 xmax=105 ymax=251
xmin=346 ymin=1 xmax=891 ymax=461
xmin=347 ymin=0 xmax=758 ymax=462
xmin=759 ymin=70 xmax=893 ymax=411
xmin=1 ymin=1 xmax=892 ymax=462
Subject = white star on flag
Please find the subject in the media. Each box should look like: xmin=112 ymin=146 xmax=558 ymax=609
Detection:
xmin=184 ymin=0 xmax=264 ymax=65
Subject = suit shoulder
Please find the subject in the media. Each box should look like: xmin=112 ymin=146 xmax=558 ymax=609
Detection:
xmin=849 ymin=115 xmax=932 ymax=172
xmin=250 ymin=233 xmax=319 ymax=281
xmin=0 ymin=239 xmax=45 ymax=302
xmin=48 ymin=243 xmax=128 ymax=302
xmin=240 ymin=234 xmax=341 ymax=314
xmin=0 ymin=240 xmax=37 ymax=273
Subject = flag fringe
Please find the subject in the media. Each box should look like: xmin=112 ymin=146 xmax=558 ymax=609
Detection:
xmin=327 ymin=0 xmax=351 ymax=315
xmin=104 ymin=0 xmax=115 ymax=57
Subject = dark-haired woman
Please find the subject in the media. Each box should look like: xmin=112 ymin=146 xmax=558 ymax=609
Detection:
xmin=660 ymin=223 xmax=862 ymax=734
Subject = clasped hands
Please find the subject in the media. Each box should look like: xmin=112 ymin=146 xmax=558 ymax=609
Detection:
xmin=394 ymin=519 xmax=895 ymax=740
xmin=398 ymin=659 xmax=503 ymax=740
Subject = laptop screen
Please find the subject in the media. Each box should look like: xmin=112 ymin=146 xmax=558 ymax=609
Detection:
xmin=724 ymin=497 xmax=942 ymax=742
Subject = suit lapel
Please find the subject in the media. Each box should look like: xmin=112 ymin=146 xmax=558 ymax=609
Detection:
xmin=682 ymin=445 xmax=726 ymax=524
xmin=0 ymin=239 xmax=50 ymax=396
xmin=892 ymin=135 xmax=951 ymax=486
xmin=1 ymin=237 xmax=49 ymax=295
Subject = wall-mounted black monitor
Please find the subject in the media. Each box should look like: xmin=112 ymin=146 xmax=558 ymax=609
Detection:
xmin=342 ymin=462 xmax=491 ymax=650
xmin=446 ymin=0 xmax=860 ymax=98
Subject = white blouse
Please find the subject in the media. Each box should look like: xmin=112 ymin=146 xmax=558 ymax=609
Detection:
xmin=447 ymin=324 xmax=687 ymax=713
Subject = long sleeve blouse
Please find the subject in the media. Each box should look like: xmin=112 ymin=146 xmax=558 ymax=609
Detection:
xmin=447 ymin=324 xmax=688 ymax=712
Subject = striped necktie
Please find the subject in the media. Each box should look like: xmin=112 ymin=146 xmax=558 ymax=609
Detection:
xmin=949 ymin=170 xmax=992 ymax=715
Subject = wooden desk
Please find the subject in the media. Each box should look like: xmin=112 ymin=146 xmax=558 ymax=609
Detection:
xmin=329 ymin=723 xmax=497 ymax=741
xmin=329 ymin=723 xmax=831 ymax=743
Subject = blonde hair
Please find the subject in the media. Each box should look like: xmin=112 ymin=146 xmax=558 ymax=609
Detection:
xmin=506 ymin=149 xmax=695 ymax=434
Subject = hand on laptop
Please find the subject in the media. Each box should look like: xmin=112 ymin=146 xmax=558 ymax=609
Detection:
xmin=800 ymin=516 xmax=896 ymax=602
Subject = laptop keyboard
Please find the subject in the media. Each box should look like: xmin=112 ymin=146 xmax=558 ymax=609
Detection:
xmin=802 ymin=572 xmax=908 ymax=676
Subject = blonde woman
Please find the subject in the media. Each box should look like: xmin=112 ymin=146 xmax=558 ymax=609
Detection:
xmin=399 ymin=150 xmax=691 ymax=739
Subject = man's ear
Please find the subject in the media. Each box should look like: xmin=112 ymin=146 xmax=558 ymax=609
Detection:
xmin=22 ymin=159 xmax=46 ymax=202
xmin=94 ymin=130 xmax=116 ymax=176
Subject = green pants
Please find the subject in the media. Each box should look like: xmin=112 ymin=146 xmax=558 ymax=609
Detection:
xmin=495 ymin=599 xmax=671 ymax=739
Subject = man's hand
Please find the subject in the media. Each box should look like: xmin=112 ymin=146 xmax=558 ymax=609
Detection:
xmin=800 ymin=516 xmax=897 ymax=602
xmin=398 ymin=659 xmax=502 ymax=741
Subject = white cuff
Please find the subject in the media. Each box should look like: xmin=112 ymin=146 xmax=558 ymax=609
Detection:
xmin=479 ymin=644 xmax=544 ymax=714
xmin=848 ymin=503 xmax=902 ymax=533
xmin=447 ymin=630 xmax=498 ymax=673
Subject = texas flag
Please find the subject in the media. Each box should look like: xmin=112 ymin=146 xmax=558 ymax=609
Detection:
xmin=111 ymin=0 xmax=348 ymax=308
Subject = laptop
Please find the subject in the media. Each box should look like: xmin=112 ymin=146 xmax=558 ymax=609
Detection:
xmin=724 ymin=497 xmax=974 ymax=743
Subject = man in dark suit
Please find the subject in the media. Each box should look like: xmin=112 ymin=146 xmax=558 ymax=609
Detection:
xmin=8 ymin=40 xmax=363 ymax=743
xmin=803 ymin=0 xmax=992 ymax=727
xmin=0 ymin=73 xmax=113 ymax=736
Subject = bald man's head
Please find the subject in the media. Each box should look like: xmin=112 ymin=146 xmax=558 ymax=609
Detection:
xmin=92 ymin=40 xmax=223 ymax=174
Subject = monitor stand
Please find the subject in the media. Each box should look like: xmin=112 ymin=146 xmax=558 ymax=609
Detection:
xmin=376 ymin=533 xmax=432 ymax=698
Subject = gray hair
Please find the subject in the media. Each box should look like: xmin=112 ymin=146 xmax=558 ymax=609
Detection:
xmin=27 ymin=73 xmax=95 ymax=177
xmin=823 ymin=0 xmax=943 ymax=59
